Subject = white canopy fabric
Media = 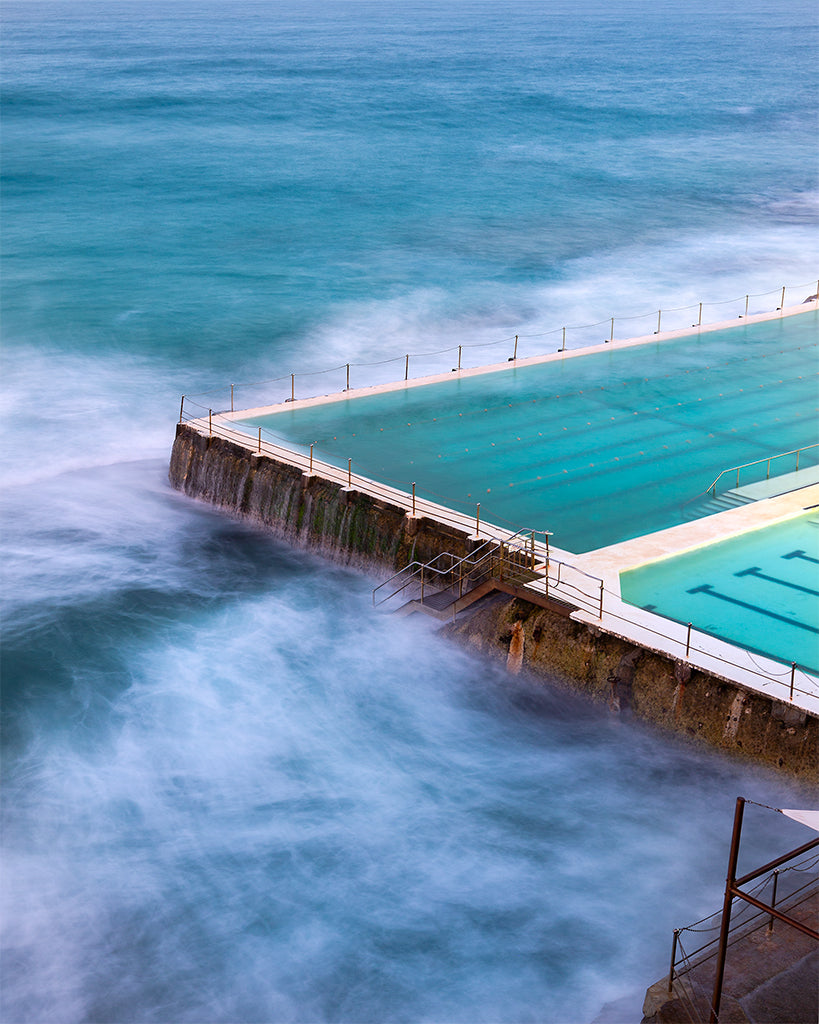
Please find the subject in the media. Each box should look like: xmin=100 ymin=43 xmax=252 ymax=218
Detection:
xmin=779 ymin=808 xmax=819 ymax=833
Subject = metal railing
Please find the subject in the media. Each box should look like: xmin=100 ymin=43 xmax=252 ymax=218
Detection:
xmin=372 ymin=528 xmax=551 ymax=612
xmin=661 ymin=800 xmax=819 ymax=1023
xmin=705 ymin=443 xmax=819 ymax=497
xmin=178 ymin=278 xmax=819 ymax=420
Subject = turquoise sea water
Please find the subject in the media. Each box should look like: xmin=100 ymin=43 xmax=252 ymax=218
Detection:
xmin=2 ymin=3 xmax=818 ymax=1022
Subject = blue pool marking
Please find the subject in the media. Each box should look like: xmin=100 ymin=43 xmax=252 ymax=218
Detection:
xmin=734 ymin=566 xmax=819 ymax=596
xmin=686 ymin=584 xmax=819 ymax=634
xmin=782 ymin=549 xmax=819 ymax=565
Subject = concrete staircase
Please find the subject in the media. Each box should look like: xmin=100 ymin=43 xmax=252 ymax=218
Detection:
xmin=683 ymin=488 xmax=755 ymax=521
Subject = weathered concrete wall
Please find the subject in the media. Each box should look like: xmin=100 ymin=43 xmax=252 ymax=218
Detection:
xmin=170 ymin=423 xmax=475 ymax=573
xmin=441 ymin=594 xmax=819 ymax=783
xmin=169 ymin=423 xmax=818 ymax=783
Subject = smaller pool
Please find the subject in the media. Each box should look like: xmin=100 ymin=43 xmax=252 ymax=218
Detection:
xmin=620 ymin=511 xmax=819 ymax=673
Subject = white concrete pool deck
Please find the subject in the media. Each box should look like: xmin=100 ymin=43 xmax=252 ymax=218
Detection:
xmin=559 ymin=483 xmax=819 ymax=718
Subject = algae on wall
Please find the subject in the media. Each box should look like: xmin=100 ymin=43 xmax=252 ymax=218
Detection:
xmin=170 ymin=423 xmax=474 ymax=574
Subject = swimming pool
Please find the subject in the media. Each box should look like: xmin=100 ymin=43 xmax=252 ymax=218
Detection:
xmin=620 ymin=511 xmax=819 ymax=674
xmin=240 ymin=311 xmax=819 ymax=553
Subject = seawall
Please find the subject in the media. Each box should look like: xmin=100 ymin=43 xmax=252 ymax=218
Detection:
xmin=169 ymin=422 xmax=819 ymax=783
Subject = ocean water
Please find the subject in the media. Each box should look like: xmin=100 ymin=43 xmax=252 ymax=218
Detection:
xmin=1 ymin=2 xmax=818 ymax=1022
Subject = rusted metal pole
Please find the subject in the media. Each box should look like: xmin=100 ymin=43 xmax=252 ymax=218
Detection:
xmin=768 ymin=870 xmax=779 ymax=933
xmin=779 ymin=285 xmax=785 ymax=311
xmin=309 ymin=443 xmax=314 ymax=474
xmin=405 ymin=354 xmax=409 ymax=381
xmin=710 ymin=797 xmax=745 ymax=1024
xmin=668 ymin=929 xmax=680 ymax=995
xmin=258 ymin=427 xmax=261 ymax=453
xmin=179 ymin=395 xmax=185 ymax=423
xmin=686 ymin=622 xmax=692 ymax=658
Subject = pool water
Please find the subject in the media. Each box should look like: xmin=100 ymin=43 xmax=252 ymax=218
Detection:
xmin=242 ymin=312 xmax=818 ymax=553
xmin=620 ymin=512 xmax=819 ymax=673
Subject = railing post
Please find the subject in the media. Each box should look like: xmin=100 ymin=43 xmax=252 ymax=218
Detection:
xmin=309 ymin=443 xmax=314 ymax=474
xmin=778 ymin=285 xmax=785 ymax=311
xmin=686 ymin=622 xmax=692 ymax=658
xmin=412 ymin=481 xmax=416 ymax=516
xmin=512 ymin=335 xmax=518 ymax=360
xmin=179 ymin=395 xmax=185 ymax=424
xmin=766 ymin=458 xmax=771 ymax=479
xmin=230 ymin=383 xmax=234 ymax=412
xmin=291 ymin=373 xmax=295 ymax=402
xmin=599 ymin=580 xmax=604 ymax=619
xmin=796 ymin=448 xmax=800 ymax=471
xmin=348 ymin=458 xmax=352 ymax=487
xmin=561 ymin=327 xmax=566 ymax=352
xmin=405 ymin=354 xmax=409 ymax=381
xmin=530 ymin=531 xmax=535 ymax=570
xmin=790 ymin=662 xmax=796 ymax=701
xmin=458 ymin=345 xmax=462 ymax=371
xmin=209 ymin=408 xmax=212 ymax=438
xmin=668 ymin=929 xmax=680 ymax=995
xmin=743 ymin=295 xmax=749 ymax=318
xmin=768 ymin=870 xmax=780 ymax=933
xmin=475 ymin=503 xmax=481 ymax=538
xmin=609 ymin=317 xmax=614 ymax=343
xmin=656 ymin=309 xmax=662 ymax=334
xmin=258 ymin=427 xmax=262 ymax=453
xmin=710 ymin=797 xmax=746 ymax=1024
xmin=697 ymin=302 xmax=702 ymax=327
xmin=346 ymin=363 xmax=350 ymax=391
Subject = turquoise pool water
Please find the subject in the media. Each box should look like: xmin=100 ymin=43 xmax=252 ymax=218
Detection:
xmin=620 ymin=512 xmax=819 ymax=673
xmin=243 ymin=312 xmax=819 ymax=553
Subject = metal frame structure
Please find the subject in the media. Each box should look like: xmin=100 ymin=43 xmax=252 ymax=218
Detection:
xmin=709 ymin=797 xmax=819 ymax=1023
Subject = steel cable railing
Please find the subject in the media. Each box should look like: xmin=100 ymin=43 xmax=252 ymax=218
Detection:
xmin=179 ymin=278 xmax=819 ymax=417
xmin=665 ymin=851 xmax=819 ymax=1006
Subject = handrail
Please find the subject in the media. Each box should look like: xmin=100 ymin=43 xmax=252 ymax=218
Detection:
xmin=372 ymin=527 xmax=550 ymax=609
xmin=704 ymin=443 xmax=819 ymax=497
